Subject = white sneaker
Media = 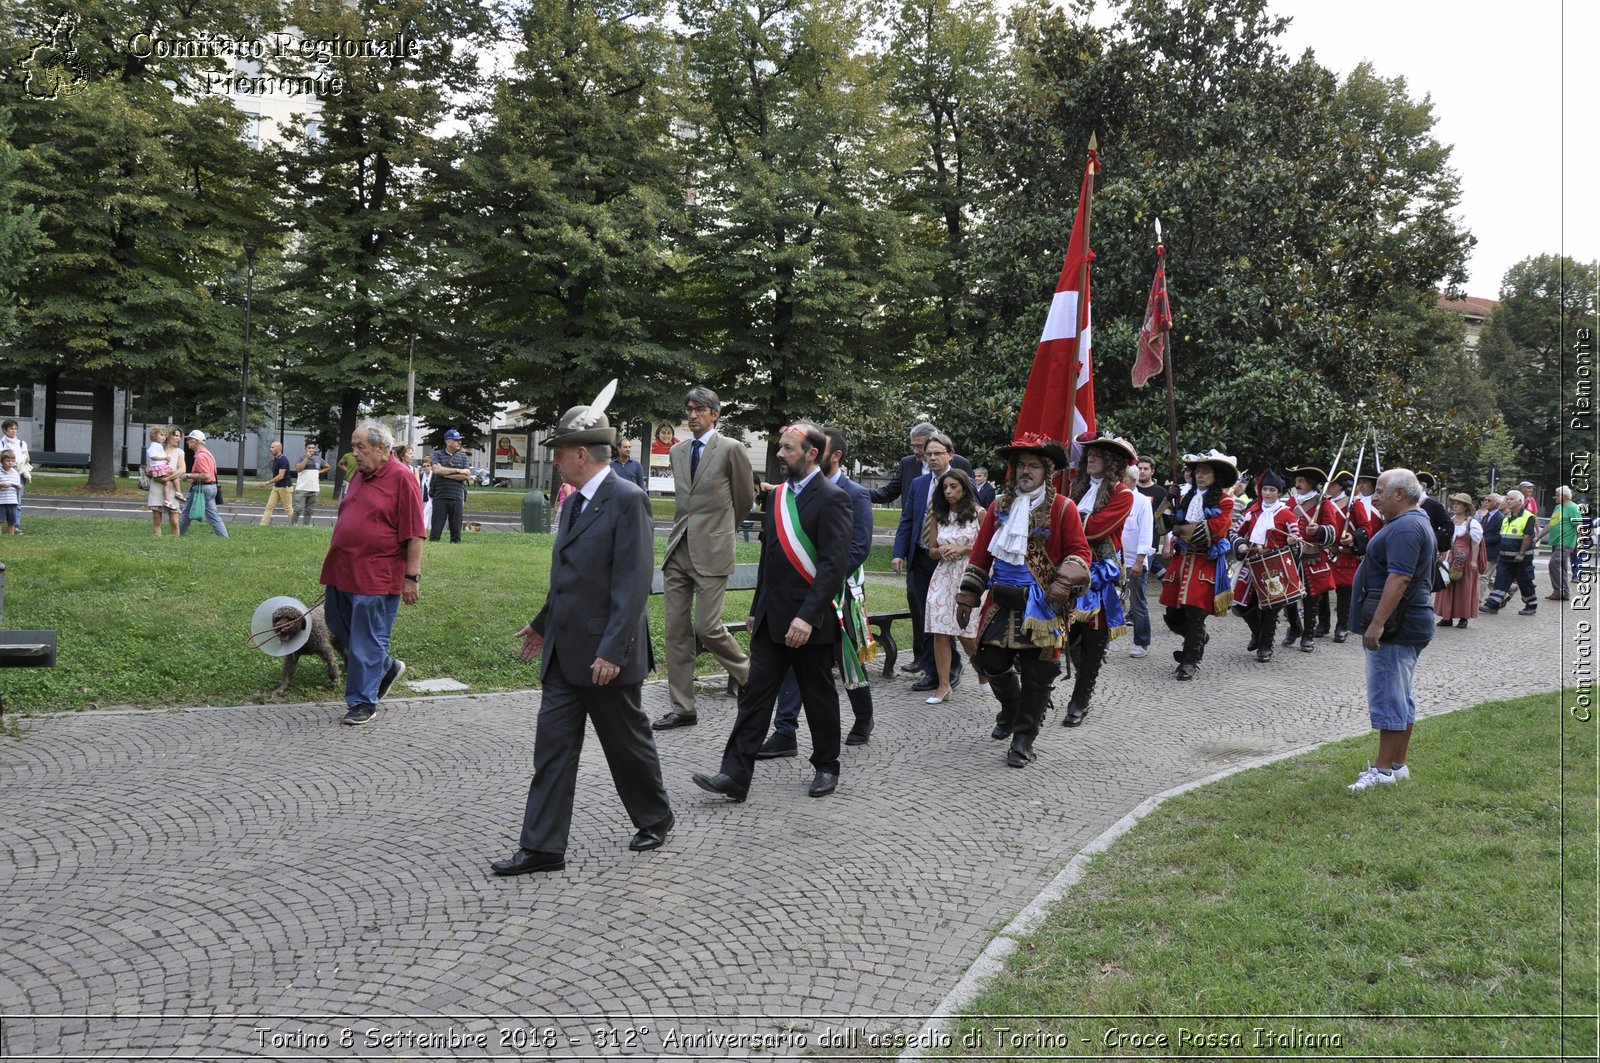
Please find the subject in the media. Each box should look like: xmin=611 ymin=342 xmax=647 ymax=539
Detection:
xmin=1128 ymin=645 xmax=1149 ymax=658
xmin=1347 ymin=763 xmax=1397 ymax=792
xmin=1390 ymin=764 xmax=1411 ymax=782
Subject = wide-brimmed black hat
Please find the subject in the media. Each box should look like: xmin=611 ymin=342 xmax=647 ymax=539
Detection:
xmin=1287 ymin=465 xmax=1327 ymax=486
xmin=997 ymin=432 xmax=1068 ymax=470
xmin=1075 ymin=430 xmax=1138 ymax=465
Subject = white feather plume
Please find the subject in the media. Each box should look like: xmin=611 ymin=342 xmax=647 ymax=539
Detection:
xmin=569 ymin=379 xmax=618 ymax=430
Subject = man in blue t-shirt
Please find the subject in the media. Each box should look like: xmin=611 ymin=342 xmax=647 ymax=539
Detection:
xmin=1347 ymin=468 xmax=1436 ymax=792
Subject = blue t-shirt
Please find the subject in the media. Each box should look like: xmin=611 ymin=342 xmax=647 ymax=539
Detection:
xmin=1349 ymin=508 xmax=1436 ymax=647
xmin=269 ymin=454 xmax=292 ymax=486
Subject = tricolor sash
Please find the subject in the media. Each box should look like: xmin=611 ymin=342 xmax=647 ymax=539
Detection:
xmin=775 ymin=482 xmax=876 ymax=686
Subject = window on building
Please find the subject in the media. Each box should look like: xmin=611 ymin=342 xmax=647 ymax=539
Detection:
xmin=0 ymin=387 xmax=33 ymax=419
xmin=53 ymin=382 xmax=96 ymax=421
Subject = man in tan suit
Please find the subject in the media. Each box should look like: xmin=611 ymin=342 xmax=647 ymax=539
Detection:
xmin=654 ymin=386 xmax=757 ymax=730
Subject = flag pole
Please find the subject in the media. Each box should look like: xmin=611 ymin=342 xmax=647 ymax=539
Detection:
xmin=1156 ymin=220 xmax=1180 ymax=483
xmin=1064 ymin=134 xmax=1097 ymax=475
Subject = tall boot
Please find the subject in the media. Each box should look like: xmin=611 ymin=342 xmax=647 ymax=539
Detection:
xmin=1241 ymin=604 xmax=1260 ymax=651
xmin=1299 ymin=596 xmax=1316 ymax=653
xmin=1176 ymin=607 xmax=1205 ymax=679
xmin=987 ymin=669 xmax=1021 ymax=740
xmin=1063 ymin=627 xmax=1107 ymax=727
xmin=1255 ymin=607 xmax=1277 ymax=662
xmin=1006 ymin=732 xmax=1035 ymax=768
xmin=1333 ymin=586 xmax=1351 ymax=642
xmin=1315 ymin=592 xmax=1331 ymax=637
xmin=1014 ymin=657 xmax=1058 ymax=739
xmin=1283 ymin=597 xmax=1302 ymax=646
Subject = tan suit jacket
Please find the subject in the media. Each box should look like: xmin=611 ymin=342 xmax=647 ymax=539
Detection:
xmin=664 ymin=432 xmax=755 ymax=577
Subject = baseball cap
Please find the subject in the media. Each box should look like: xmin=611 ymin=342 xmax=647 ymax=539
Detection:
xmin=187 ymin=430 xmax=206 ymax=442
xmin=444 ymin=429 xmax=463 ymax=440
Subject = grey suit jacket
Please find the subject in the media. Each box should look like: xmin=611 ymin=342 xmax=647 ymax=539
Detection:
xmin=531 ymin=471 xmax=654 ymax=686
xmin=664 ymin=431 xmax=756 ymax=577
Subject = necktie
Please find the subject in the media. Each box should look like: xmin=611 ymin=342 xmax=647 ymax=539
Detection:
xmin=566 ymin=492 xmax=586 ymax=533
xmin=691 ymin=439 xmax=703 ymax=480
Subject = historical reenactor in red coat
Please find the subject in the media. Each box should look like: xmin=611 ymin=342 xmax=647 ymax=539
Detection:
xmin=956 ymin=434 xmax=1091 ymax=768
xmin=1232 ymin=468 xmax=1299 ymax=663
xmin=1060 ymin=431 xmax=1137 ymax=728
xmin=1159 ymin=450 xmax=1237 ymax=680
xmin=1325 ymin=470 xmax=1360 ymax=643
xmin=1283 ymin=465 xmax=1340 ymax=654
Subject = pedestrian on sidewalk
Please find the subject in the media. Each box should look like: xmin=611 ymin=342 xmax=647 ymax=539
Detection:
xmin=179 ymin=431 xmax=229 ymax=538
xmin=1482 ymin=490 xmax=1538 ymax=615
xmin=428 ymin=429 xmax=472 ymax=543
xmin=318 ymin=420 xmax=424 ymax=727
xmin=1536 ymin=485 xmax=1581 ymax=601
xmin=292 ymin=442 xmax=330 ymax=525
xmin=492 ymin=391 xmax=671 ymax=876
xmin=1348 ymin=469 xmax=1436 ymax=792
xmin=258 ymin=442 xmax=294 ymax=525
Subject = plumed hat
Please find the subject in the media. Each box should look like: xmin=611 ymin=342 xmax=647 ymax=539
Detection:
xmin=1075 ymin=430 xmax=1138 ymax=465
xmin=1182 ymin=449 xmax=1240 ymax=488
xmin=546 ymin=380 xmax=619 ymax=449
xmin=997 ymin=432 xmax=1068 ymax=470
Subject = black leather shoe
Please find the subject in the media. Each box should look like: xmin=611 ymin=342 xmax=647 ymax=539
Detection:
xmin=845 ymin=725 xmax=872 ymax=746
xmin=1246 ymin=635 xmax=1258 ymax=652
xmin=653 ymin=711 xmax=697 ymax=730
xmin=1299 ymin=637 xmax=1314 ymax=653
xmin=629 ymin=813 xmax=674 ymax=852
xmin=1457 ymin=618 xmax=1468 ymax=628
xmin=1172 ymin=649 xmax=1184 ymax=663
xmin=691 ymin=772 xmax=748 ymax=801
xmin=756 ymin=733 xmax=798 ymax=759
xmin=1256 ymin=647 xmax=1273 ymax=663
xmin=1005 ymin=735 xmax=1035 ymax=768
xmin=490 ymin=849 xmax=566 ymax=876
xmin=1061 ymin=698 xmax=1087 ymax=727
xmin=990 ymin=721 xmax=1013 ymax=740
xmin=1281 ymin=631 xmax=1297 ymax=647
xmin=807 ymin=771 xmax=838 ymax=797
xmin=1175 ymin=662 xmax=1197 ymax=681
xmin=910 ymin=677 xmax=938 ymax=692
xmin=1333 ymin=627 xmax=1349 ymax=643
xmin=898 ymin=660 xmax=921 ymax=673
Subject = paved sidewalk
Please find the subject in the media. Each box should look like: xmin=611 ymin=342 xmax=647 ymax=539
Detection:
xmin=0 ymin=602 xmax=1569 ymax=1058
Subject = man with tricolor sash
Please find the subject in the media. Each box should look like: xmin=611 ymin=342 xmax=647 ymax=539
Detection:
xmin=692 ymin=422 xmax=855 ymax=802
xmin=955 ymin=433 xmax=1092 ymax=769
xmin=759 ymin=426 xmax=878 ymax=758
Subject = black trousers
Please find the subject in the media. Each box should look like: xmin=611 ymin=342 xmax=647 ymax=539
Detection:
xmin=429 ymin=495 xmax=464 ymax=543
xmin=1242 ymin=603 xmax=1281 ymax=650
xmin=1334 ymin=585 xmax=1352 ymax=633
xmin=1164 ymin=605 xmax=1210 ymax=664
xmin=719 ymin=631 xmax=840 ymax=785
xmin=977 ymin=644 xmax=1058 ymax=738
xmin=517 ymin=651 xmax=672 ymax=855
xmin=1067 ymin=625 xmax=1109 ymax=707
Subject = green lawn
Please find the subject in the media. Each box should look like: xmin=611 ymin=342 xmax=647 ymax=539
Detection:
xmin=935 ymin=690 xmax=1597 ymax=1059
xmin=0 ymin=517 xmax=913 ymax=713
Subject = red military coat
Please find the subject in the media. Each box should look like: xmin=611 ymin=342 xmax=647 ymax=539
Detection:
xmin=1233 ymin=501 xmax=1297 ymax=609
xmin=1078 ymin=481 xmax=1134 ymax=631
xmin=1160 ymin=490 xmax=1235 ymax=611
xmin=1324 ymin=494 xmax=1361 ymax=589
xmin=1290 ymin=495 xmax=1341 ymax=596
xmin=969 ymin=491 xmax=1092 ymax=573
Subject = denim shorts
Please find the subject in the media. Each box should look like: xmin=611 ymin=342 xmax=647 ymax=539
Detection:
xmin=0 ymin=503 xmax=18 ymax=527
xmin=1365 ymin=641 xmax=1422 ymax=731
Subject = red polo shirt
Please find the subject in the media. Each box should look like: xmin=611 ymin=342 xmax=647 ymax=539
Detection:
xmin=190 ymin=446 xmax=217 ymax=483
xmin=320 ymin=457 xmax=426 ymax=595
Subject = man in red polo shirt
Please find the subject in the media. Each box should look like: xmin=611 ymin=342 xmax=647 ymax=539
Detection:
xmin=319 ymin=420 xmax=425 ymax=726
xmin=179 ymin=430 xmax=230 ymax=537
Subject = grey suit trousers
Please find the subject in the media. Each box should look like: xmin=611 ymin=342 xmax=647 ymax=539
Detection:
xmin=517 ymin=649 xmax=672 ymax=855
xmin=662 ymin=547 xmax=751 ymax=716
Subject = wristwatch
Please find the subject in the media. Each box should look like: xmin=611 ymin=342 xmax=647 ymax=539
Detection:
xmin=405 ymin=573 xmax=420 ymax=583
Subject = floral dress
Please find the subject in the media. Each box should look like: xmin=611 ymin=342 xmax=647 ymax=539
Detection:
xmin=925 ymin=516 xmax=981 ymax=637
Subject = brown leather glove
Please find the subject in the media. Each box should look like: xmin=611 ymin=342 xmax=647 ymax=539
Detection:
xmin=1046 ymin=557 xmax=1090 ymax=607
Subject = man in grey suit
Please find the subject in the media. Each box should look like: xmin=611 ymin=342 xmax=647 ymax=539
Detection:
xmin=654 ymin=385 xmax=757 ymax=731
xmin=491 ymin=390 xmax=673 ymax=876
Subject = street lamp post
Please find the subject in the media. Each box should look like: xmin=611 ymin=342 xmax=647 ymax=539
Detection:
xmin=237 ymin=243 xmax=256 ymax=500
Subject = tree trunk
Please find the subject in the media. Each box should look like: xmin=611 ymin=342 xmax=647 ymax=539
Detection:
xmin=87 ymin=384 xmax=116 ymax=491
xmin=334 ymin=389 xmax=360 ymax=494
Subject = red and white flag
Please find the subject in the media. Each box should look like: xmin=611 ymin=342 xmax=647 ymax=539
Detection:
xmin=1015 ymin=144 xmax=1098 ymax=468
xmin=1132 ymin=240 xmax=1171 ymax=389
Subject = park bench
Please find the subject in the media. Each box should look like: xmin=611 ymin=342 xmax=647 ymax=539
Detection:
xmin=0 ymin=564 xmax=58 ymax=718
xmin=648 ymin=562 xmax=909 ymax=690
xmin=32 ymin=450 xmax=90 ymax=469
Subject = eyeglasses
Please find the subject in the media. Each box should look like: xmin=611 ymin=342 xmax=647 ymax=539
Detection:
xmin=685 ymin=403 xmax=713 ymax=415
xmin=1015 ymin=461 xmax=1047 ymax=473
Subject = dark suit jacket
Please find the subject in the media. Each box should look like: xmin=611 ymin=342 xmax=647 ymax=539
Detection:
xmin=1421 ymin=495 xmax=1455 ymax=554
xmin=975 ymin=481 xmax=997 ymax=509
xmin=834 ymin=472 xmax=874 ymax=571
xmin=531 ymin=471 xmax=653 ymax=686
xmin=893 ymin=471 xmax=937 ymax=565
xmin=752 ymin=472 xmax=853 ymax=643
xmin=871 ymin=452 xmax=973 ymax=506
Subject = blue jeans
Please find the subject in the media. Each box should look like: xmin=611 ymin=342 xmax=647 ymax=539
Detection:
xmin=1365 ymin=641 xmax=1422 ymax=731
xmin=1126 ymin=564 xmax=1151 ymax=647
xmin=178 ymin=483 xmax=229 ymax=537
xmin=322 ymin=588 xmax=400 ymax=710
